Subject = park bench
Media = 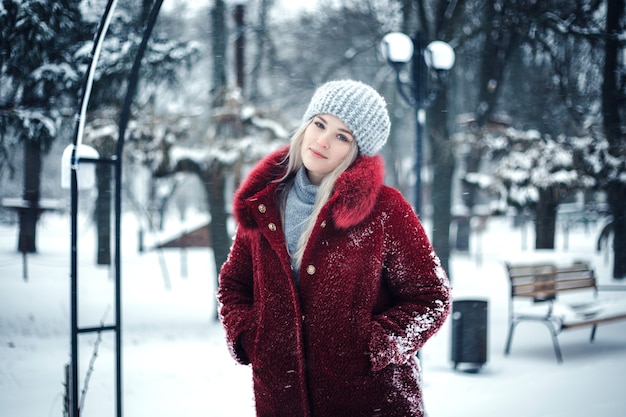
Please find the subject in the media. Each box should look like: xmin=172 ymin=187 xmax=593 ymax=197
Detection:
xmin=504 ymin=261 xmax=626 ymax=363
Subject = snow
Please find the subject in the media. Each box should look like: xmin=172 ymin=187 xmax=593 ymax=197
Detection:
xmin=1 ymin=212 xmax=625 ymax=417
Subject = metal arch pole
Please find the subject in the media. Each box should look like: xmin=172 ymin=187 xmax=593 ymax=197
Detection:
xmin=69 ymin=147 xmax=79 ymax=417
xmin=113 ymin=0 xmax=165 ymax=415
xmin=73 ymin=0 xmax=119 ymax=149
xmin=68 ymin=0 xmax=166 ymax=414
xmin=69 ymin=1 xmax=119 ymax=416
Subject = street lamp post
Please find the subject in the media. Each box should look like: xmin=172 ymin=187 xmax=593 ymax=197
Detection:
xmin=381 ymin=32 xmax=455 ymax=215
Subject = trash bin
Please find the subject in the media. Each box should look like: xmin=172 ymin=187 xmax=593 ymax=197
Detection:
xmin=451 ymin=299 xmax=488 ymax=372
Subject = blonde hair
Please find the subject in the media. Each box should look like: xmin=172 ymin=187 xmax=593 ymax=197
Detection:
xmin=277 ymin=120 xmax=359 ymax=269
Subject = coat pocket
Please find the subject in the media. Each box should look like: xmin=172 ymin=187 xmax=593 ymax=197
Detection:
xmin=234 ymin=309 xmax=259 ymax=365
xmin=239 ymin=327 xmax=256 ymax=363
xmin=368 ymin=320 xmax=394 ymax=372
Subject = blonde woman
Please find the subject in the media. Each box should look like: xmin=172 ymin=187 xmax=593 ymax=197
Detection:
xmin=218 ymin=80 xmax=451 ymax=417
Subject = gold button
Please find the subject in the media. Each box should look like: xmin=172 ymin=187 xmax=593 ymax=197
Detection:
xmin=306 ymin=265 xmax=316 ymax=275
xmin=258 ymin=204 xmax=267 ymax=214
xmin=320 ymin=220 xmax=327 ymax=228
xmin=268 ymin=223 xmax=277 ymax=231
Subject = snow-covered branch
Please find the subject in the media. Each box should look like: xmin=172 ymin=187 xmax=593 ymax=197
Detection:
xmin=457 ymin=126 xmax=624 ymax=210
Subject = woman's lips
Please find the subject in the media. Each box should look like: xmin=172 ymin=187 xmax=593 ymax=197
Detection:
xmin=309 ymin=148 xmax=326 ymax=158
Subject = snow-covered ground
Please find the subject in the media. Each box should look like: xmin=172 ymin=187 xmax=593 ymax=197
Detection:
xmin=1 ymin=211 xmax=625 ymax=417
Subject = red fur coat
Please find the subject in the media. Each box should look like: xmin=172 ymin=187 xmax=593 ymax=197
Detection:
xmin=218 ymin=147 xmax=451 ymax=417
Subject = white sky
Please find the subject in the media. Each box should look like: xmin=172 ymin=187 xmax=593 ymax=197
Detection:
xmin=162 ymin=0 xmax=318 ymax=14
xmin=158 ymin=0 xmax=320 ymax=25
xmin=277 ymin=0 xmax=318 ymax=12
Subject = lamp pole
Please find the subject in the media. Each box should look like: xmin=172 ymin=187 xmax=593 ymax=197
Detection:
xmin=381 ymin=32 xmax=455 ymax=216
xmin=412 ymin=32 xmax=426 ymax=216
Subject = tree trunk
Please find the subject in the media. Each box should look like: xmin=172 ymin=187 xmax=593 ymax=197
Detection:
xmin=535 ymin=188 xmax=558 ymax=249
xmin=210 ymin=0 xmax=228 ymax=106
xmin=474 ymin=2 xmax=516 ymax=127
xmin=207 ymin=0 xmax=231 ymax=319
xmin=18 ymin=140 xmax=42 ymax=253
xmin=430 ymin=139 xmax=454 ymax=275
xmin=602 ymin=0 xmax=625 ymax=279
xmin=203 ymin=163 xmax=231 ymax=319
xmin=95 ymin=162 xmax=112 ymax=265
xmin=93 ymin=136 xmax=116 ymax=265
xmin=428 ymin=88 xmax=454 ymax=277
xmin=608 ymin=184 xmax=626 ymax=278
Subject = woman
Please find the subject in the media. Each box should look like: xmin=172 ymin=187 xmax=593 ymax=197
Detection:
xmin=218 ymin=80 xmax=451 ymax=417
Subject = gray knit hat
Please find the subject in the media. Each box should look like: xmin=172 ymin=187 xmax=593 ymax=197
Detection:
xmin=302 ymin=80 xmax=391 ymax=156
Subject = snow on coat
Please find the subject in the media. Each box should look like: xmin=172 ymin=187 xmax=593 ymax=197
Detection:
xmin=218 ymin=146 xmax=451 ymax=417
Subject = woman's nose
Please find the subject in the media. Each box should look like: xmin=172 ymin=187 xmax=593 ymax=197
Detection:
xmin=317 ymin=133 xmax=330 ymax=148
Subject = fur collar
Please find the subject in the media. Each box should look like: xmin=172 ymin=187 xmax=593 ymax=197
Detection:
xmin=234 ymin=146 xmax=385 ymax=230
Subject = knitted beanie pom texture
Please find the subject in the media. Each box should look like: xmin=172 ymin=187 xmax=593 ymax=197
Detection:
xmin=302 ymin=80 xmax=391 ymax=156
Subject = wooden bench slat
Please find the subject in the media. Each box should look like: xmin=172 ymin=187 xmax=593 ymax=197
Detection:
xmin=561 ymin=312 xmax=626 ymax=329
xmin=512 ymin=278 xmax=597 ymax=298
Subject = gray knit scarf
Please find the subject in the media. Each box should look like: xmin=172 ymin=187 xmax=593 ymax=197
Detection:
xmin=284 ymin=167 xmax=318 ymax=283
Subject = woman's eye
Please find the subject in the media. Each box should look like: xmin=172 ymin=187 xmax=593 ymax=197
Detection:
xmin=338 ymin=134 xmax=349 ymax=142
xmin=315 ymin=121 xmax=324 ymax=129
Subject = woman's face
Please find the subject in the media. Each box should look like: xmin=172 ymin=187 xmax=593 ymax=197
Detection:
xmin=301 ymin=114 xmax=354 ymax=185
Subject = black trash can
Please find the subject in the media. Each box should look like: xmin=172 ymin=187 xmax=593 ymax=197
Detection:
xmin=451 ymin=299 xmax=488 ymax=372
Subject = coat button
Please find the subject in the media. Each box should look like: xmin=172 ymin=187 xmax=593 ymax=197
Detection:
xmin=320 ymin=220 xmax=327 ymax=228
xmin=258 ymin=204 xmax=267 ymax=214
xmin=306 ymin=265 xmax=316 ymax=275
xmin=268 ymin=222 xmax=277 ymax=231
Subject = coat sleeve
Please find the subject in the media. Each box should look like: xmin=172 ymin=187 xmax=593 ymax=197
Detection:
xmin=217 ymin=227 xmax=257 ymax=365
xmin=368 ymin=194 xmax=452 ymax=372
